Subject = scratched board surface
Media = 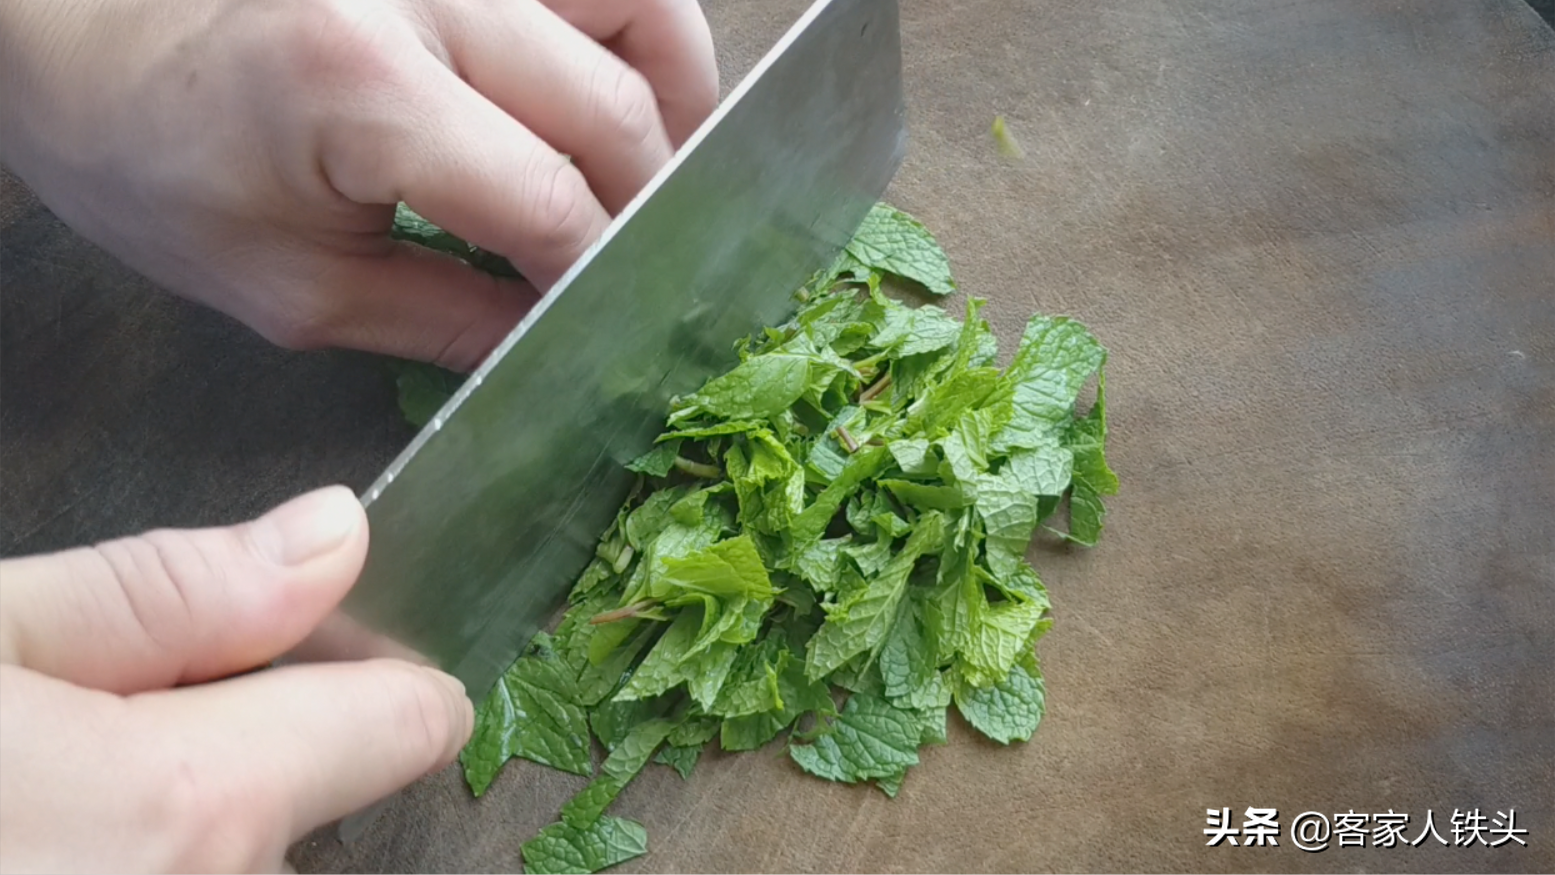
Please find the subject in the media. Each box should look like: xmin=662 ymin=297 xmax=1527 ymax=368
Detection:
xmin=2 ymin=0 xmax=1552 ymax=871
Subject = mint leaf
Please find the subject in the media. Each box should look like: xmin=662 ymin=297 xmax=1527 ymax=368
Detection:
xmin=682 ymin=354 xmax=811 ymax=420
xmin=879 ymin=597 xmax=937 ymax=702
xmin=710 ymin=634 xmax=787 ymax=718
xmin=804 ymin=512 xmax=945 ymax=680
xmin=626 ymin=439 xmax=682 ymax=477
xmin=589 ymin=697 xmax=666 ymax=752
xmin=954 ymin=650 xmax=1046 ymax=744
xmin=789 ymin=445 xmax=890 ymax=545
xmin=389 ymin=360 xmax=462 ymax=428
xmin=654 ymin=744 xmax=701 ymax=779
xmin=870 ymin=301 xmax=962 ymax=356
xmin=720 ymin=637 xmax=834 ymax=751
xmin=783 ymin=535 xmax=849 ymax=594
xmin=788 ymin=692 xmax=921 ymax=782
xmin=976 ymin=443 xmax=1074 ymax=577
xmin=1057 ymin=369 xmax=1118 ymax=546
xmin=995 ymin=315 xmax=1106 ymax=452
xmin=845 ymin=203 xmax=956 ymax=296
xmin=392 ymin=203 xmax=520 ymax=279
xmin=876 ymin=770 xmax=905 ymax=798
xmin=886 ymin=438 xmax=937 ymax=477
xmin=462 ymin=635 xmax=593 ymax=795
xmin=521 ymin=816 xmax=648 ymax=875
xmin=561 ymin=718 xmax=676 ymax=829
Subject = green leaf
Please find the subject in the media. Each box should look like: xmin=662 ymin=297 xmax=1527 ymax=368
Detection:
xmin=683 ymin=354 xmax=811 ymax=420
xmin=521 ymin=816 xmax=648 ymax=875
xmin=783 ymin=535 xmax=849 ymax=594
xmin=880 ymin=597 xmax=937 ymax=702
xmin=876 ymin=770 xmax=906 ymax=798
xmin=392 ymin=203 xmax=520 ymax=278
xmin=994 ymin=315 xmax=1106 ymax=452
xmin=954 ymin=650 xmax=1046 ymax=744
xmin=613 ymin=612 xmax=698 ymax=702
xmin=626 ymin=439 xmax=682 ymax=477
xmin=720 ymin=637 xmax=834 ymax=751
xmin=668 ymin=715 xmax=721 ymax=748
xmin=461 ymin=635 xmax=593 ymax=796
xmin=1057 ymin=369 xmax=1118 ymax=546
xmin=880 ymin=479 xmax=969 ymax=510
xmin=870 ymin=302 xmax=962 ymax=357
xmin=663 ymin=420 xmax=766 ymax=440
xmin=390 ymin=360 xmax=463 ymax=428
xmin=918 ymin=704 xmax=949 ymax=745
xmin=650 ymin=535 xmax=777 ymax=604
xmin=719 ymin=711 xmax=791 ymax=752
xmin=959 ymin=596 xmax=1046 ymax=688
xmin=804 ymin=512 xmax=945 ymax=680
xmin=611 ymin=604 xmax=745 ymax=712
xmin=976 ymin=443 xmax=1074 ymax=577
xmin=710 ymin=635 xmax=787 ymax=718
xmin=886 ymin=438 xmax=937 ymax=477
xmin=625 ymin=487 xmax=689 ymax=551
xmin=907 ymin=366 xmax=1000 ymax=436
xmin=589 ymin=697 xmax=666 ymax=752
xmin=561 ymin=719 xmax=676 ymax=829
xmin=788 ymin=692 xmax=922 ymax=783
xmin=790 ymin=445 xmax=891 ymax=545
xmin=845 ymin=203 xmax=957 ymax=296
xmin=841 ymin=535 xmax=893 ymax=578
xmin=654 ymin=744 xmax=701 ymax=779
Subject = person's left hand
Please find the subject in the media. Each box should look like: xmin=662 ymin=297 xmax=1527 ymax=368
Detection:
xmin=0 ymin=486 xmax=474 ymax=873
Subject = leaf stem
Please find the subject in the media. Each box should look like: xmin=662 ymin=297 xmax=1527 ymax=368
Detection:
xmin=588 ymin=599 xmax=660 ymax=625
xmin=835 ymin=425 xmax=860 ymax=453
xmin=672 ymin=456 xmax=722 ymax=479
xmin=859 ymin=372 xmax=893 ymax=403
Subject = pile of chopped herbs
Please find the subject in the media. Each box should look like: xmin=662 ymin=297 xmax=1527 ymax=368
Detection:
xmin=389 ymin=202 xmax=1116 ymax=875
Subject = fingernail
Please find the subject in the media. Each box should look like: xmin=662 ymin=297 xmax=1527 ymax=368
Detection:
xmin=257 ymin=486 xmax=363 ymax=566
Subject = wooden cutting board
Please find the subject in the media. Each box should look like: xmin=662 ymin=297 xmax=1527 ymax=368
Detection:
xmin=2 ymin=0 xmax=1551 ymax=871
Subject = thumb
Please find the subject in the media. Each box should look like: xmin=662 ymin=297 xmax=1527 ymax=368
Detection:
xmin=0 ymin=486 xmax=368 ymax=694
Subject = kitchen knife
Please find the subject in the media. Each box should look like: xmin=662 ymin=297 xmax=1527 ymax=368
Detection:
xmin=338 ymin=0 xmax=906 ymax=714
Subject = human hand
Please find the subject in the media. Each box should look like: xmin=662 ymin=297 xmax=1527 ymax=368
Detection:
xmin=0 ymin=486 xmax=474 ymax=873
xmin=0 ymin=0 xmax=718 ymax=371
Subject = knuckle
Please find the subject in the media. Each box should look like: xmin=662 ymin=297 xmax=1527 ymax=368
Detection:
xmin=595 ymin=63 xmax=662 ymax=150
xmin=90 ymin=533 xmax=203 ymax=660
xmin=523 ymin=156 xmax=598 ymax=257
xmin=272 ymin=0 xmax=409 ymax=89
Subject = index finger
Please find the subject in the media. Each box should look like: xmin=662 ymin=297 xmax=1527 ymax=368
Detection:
xmin=137 ymin=658 xmax=473 ymax=843
xmin=540 ymin=0 xmax=720 ymax=146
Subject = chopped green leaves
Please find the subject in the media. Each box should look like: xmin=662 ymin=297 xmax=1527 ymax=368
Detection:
xmin=423 ymin=201 xmax=1113 ymax=875
xmin=788 ymin=692 xmax=922 ymax=782
xmin=954 ymin=650 xmax=1047 ymax=744
xmin=461 ymin=633 xmax=593 ymax=796
xmin=522 ymin=816 xmax=649 ymax=875
xmin=845 ymin=203 xmax=957 ymax=296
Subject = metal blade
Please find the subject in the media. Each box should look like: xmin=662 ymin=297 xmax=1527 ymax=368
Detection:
xmin=338 ymin=0 xmax=905 ymax=709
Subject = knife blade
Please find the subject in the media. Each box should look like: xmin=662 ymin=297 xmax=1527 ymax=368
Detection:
xmin=337 ymin=0 xmax=905 ymax=711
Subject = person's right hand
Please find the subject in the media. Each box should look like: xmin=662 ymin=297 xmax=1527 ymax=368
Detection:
xmin=0 ymin=0 xmax=718 ymax=372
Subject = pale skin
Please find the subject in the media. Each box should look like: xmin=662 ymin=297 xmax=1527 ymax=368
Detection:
xmin=0 ymin=0 xmax=719 ymax=870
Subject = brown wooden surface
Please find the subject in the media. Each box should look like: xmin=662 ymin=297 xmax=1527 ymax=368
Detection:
xmin=3 ymin=0 xmax=1552 ymax=871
